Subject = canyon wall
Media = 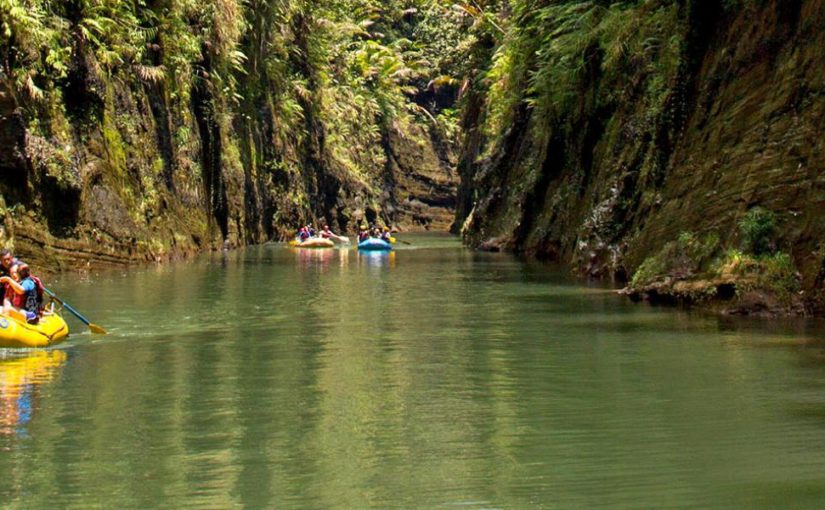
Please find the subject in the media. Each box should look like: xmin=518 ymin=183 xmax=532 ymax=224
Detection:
xmin=458 ymin=0 xmax=825 ymax=314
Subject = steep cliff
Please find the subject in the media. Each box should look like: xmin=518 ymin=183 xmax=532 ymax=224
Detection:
xmin=458 ymin=0 xmax=825 ymax=314
xmin=0 ymin=1 xmax=457 ymax=270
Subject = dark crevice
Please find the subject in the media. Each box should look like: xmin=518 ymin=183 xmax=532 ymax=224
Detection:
xmin=40 ymin=177 xmax=81 ymax=236
xmin=514 ymin=129 xmax=565 ymax=250
xmin=192 ymin=57 xmax=229 ymax=240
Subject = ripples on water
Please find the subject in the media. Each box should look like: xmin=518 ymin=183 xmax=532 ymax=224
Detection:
xmin=3 ymin=234 xmax=825 ymax=508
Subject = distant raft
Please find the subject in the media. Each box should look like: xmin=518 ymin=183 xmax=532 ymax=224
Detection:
xmin=290 ymin=237 xmax=335 ymax=249
xmin=358 ymin=238 xmax=393 ymax=251
xmin=0 ymin=313 xmax=69 ymax=348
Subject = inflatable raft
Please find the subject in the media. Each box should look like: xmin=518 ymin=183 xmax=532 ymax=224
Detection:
xmin=0 ymin=313 xmax=69 ymax=348
xmin=290 ymin=238 xmax=335 ymax=249
xmin=358 ymin=238 xmax=393 ymax=251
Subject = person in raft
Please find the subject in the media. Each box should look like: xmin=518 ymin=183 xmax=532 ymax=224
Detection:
xmin=1 ymin=263 xmax=45 ymax=324
xmin=320 ymin=225 xmax=334 ymax=239
xmin=381 ymin=227 xmax=392 ymax=242
xmin=1 ymin=263 xmax=21 ymax=315
xmin=297 ymin=226 xmax=310 ymax=241
xmin=0 ymin=248 xmax=21 ymax=296
xmin=358 ymin=225 xmax=370 ymax=242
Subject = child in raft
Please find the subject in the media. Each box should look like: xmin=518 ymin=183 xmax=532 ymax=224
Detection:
xmin=1 ymin=263 xmax=45 ymax=324
xmin=0 ymin=248 xmax=21 ymax=297
xmin=1 ymin=263 xmax=22 ymax=317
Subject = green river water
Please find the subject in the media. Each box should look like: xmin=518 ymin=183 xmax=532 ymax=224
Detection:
xmin=2 ymin=234 xmax=825 ymax=508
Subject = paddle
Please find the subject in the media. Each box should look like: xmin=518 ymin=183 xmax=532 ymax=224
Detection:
xmin=331 ymin=234 xmax=351 ymax=244
xmin=43 ymin=287 xmax=107 ymax=334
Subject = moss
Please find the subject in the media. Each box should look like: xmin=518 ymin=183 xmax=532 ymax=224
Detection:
xmin=102 ymin=116 xmax=128 ymax=180
xmin=626 ymin=237 xmax=803 ymax=314
xmin=630 ymin=231 xmax=720 ymax=287
xmin=138 ymin=157 xmax=164 ymax=219
xmin=712 ymin=249 xmax=801 ymax=305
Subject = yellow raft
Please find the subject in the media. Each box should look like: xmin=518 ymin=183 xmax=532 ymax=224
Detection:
xmin=289 ymin=238 xmax=335 ymax=249
xmin=0 ymin=313 xmax=69 ymax=348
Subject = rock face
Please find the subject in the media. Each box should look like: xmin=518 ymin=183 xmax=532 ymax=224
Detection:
xmin=458 ymin=0 xmax=825 ymax=314
xmin=382 ymin=123 xmax=457 ymax=232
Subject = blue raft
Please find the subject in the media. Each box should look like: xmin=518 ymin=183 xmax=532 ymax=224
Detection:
xmin=358 ymin=238 xmax=393 ymax=251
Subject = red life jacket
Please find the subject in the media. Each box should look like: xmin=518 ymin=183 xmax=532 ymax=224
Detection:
xmin=4 ymin=285 xmax=16 ymax=307
xmin=11 ymin=286 xmax=25 ymax=309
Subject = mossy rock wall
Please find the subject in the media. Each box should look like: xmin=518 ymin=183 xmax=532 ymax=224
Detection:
xmin=382 ymin=120 xmax=457 ymax=231
xmin=460 ymin=0 xmax=825 ymax=313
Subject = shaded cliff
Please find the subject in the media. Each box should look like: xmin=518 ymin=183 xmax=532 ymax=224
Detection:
xmin=0 ymin=1 xmax=457 ymax=270
xmin=457 ymin=0 xmax=825 ymax=315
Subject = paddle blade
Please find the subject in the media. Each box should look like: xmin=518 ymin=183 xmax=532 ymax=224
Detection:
xmin=89 ymin=323 xmax=108 ymax=335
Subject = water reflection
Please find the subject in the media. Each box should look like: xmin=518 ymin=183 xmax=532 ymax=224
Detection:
xmin=293 ymin=247 xmax=350 ymax=270
xmin=0 ymin=350 xmax=67 ymax=437
xmin=356 ymin=250 xmax=396 ymax=269
xmin=290 ymin=247 xmax=396 ymax=271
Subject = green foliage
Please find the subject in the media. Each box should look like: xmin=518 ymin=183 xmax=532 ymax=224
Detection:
xmin=1 ymin=0 xmax=67 ymax=103
xmin=713 ymin=249 xmax=801 ymax=304
xmin=1 ymin=0 xmax=466 ymax=191
xmin=761 ymin=252 xmax=800 ymax=296
xmin=739 ymin=207 xmax=777 ymax=256
xmin=631 ymin=231 xmax=720 ymax=287
xmin=436 ymin=107 xmax=460 ymax=141
xmin=477 ymin=0 xmax=682 ymax=158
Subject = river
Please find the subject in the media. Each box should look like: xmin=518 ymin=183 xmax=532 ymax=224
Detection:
xmin=2 ymin=234 xmax=825 ymax=508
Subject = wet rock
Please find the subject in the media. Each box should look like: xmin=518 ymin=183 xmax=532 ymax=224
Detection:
xmin=381 ymin=121 xmax=457 ymax=231
xmin=479 ymin=236 xmax=511 ymax=252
